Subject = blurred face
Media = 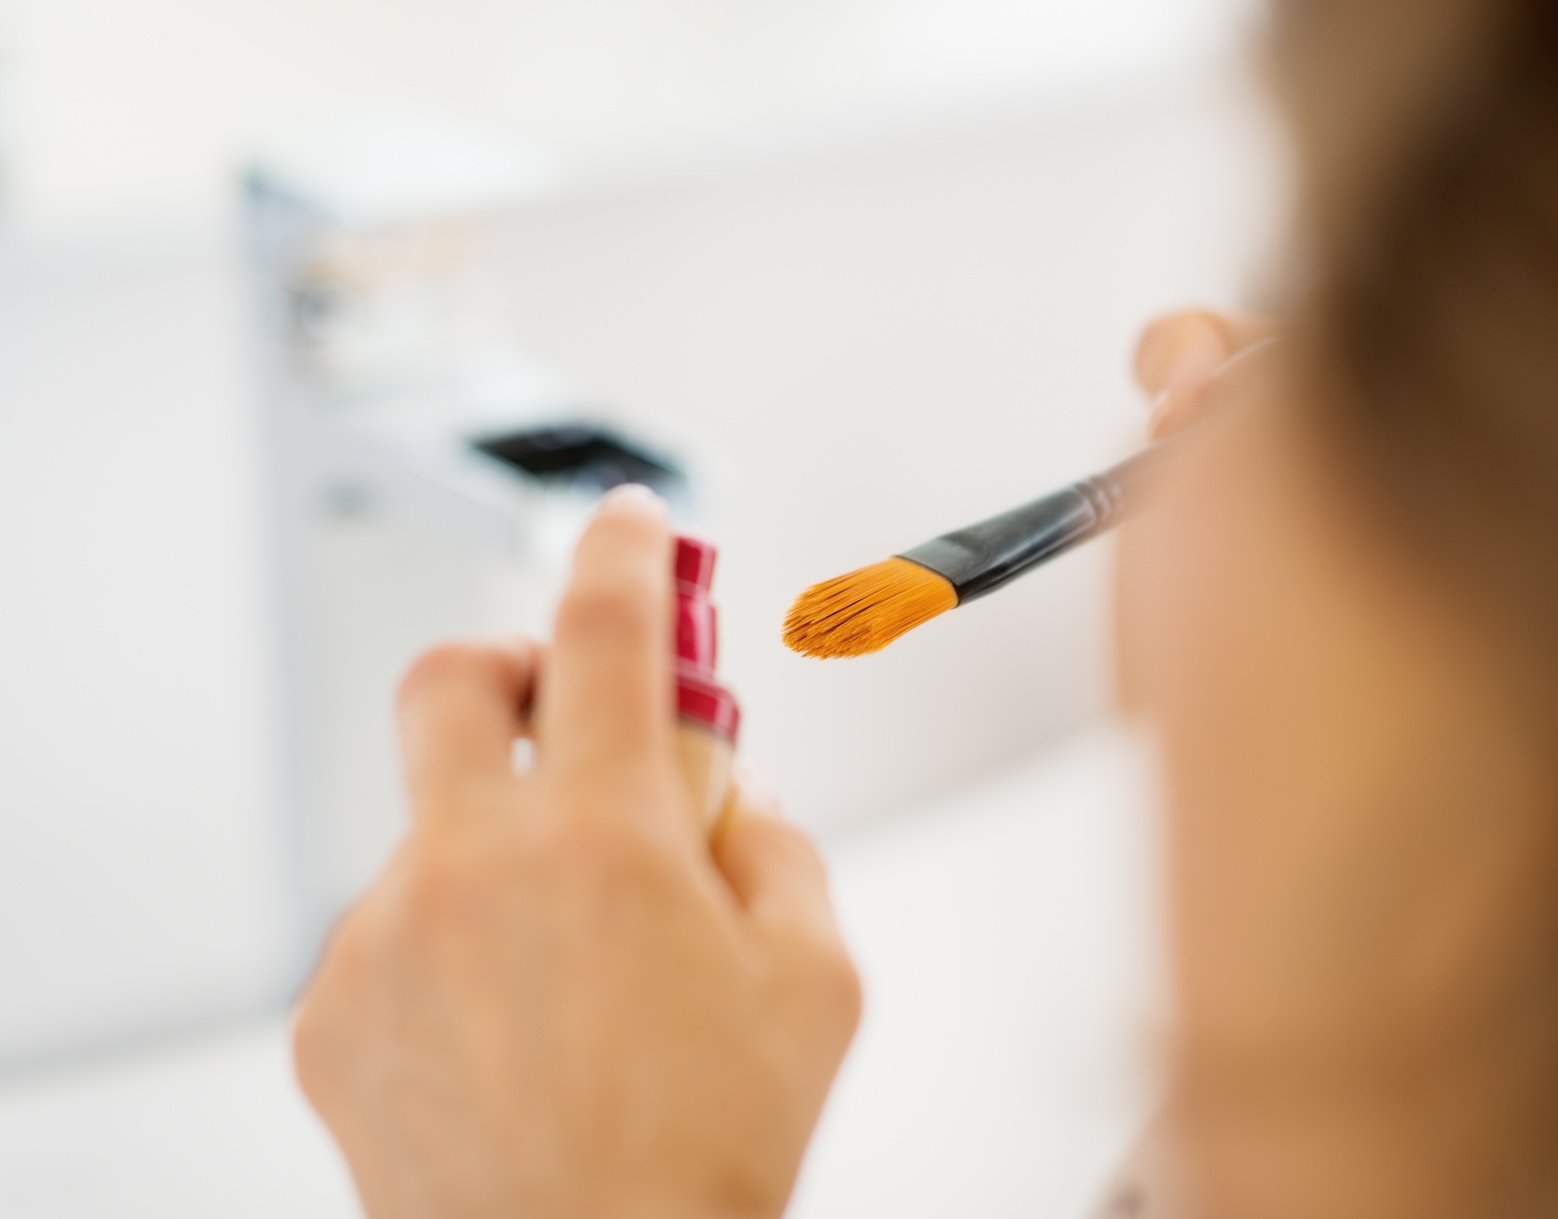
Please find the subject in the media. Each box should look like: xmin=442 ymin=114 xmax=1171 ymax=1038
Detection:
xmin=1114 ymin=371 xmax=1556 ymax=1217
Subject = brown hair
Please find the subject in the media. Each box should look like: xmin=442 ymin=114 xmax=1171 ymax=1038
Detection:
xmin=1273 ymin=0 xmax=1558 ymax=691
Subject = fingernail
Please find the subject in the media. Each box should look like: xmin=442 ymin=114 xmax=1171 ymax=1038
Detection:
xmin=602 ymin=483 xmax=665 ymax=515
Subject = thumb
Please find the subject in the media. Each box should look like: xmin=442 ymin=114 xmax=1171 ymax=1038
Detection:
xmin=714 ymin=773 xmax=841 ymax=949
xmin=716 ymin=774 xmax=864 ymax=1047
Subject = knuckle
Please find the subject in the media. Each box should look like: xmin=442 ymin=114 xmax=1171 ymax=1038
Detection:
xmin=290 ymin=997 xmax=338 ymax=1108
xmin=814 ymin=943 xmax=865 ymax=1035
xmin=774 ymin=933 xmax=863 ymax=1040
xmin=397 ymin=840 xmax=479 ymax=934
xmin=320 ymin=905 xmax=376 ymax=982
xmin=291 ymin=914 xmax=374 ymax=1105
xmin=773 ymin=819 xmax=826 ymax=869
xmin=554 ymin=577 xmax=656 ymax=647
xmin=397 ymin=640 xmax=487 ymax=707
xmin=746 ymin=816 xmax=829 ymax=883
xmin=527 ymin=807 xmax=677 ymax=887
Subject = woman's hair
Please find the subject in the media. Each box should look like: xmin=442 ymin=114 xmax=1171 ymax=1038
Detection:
xmin=1273 ymin=0 xmax=1558 ymax=695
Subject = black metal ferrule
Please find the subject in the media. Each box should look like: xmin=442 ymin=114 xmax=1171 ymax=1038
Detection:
xmin=898 ymin=449 xmax=1154 ymax=604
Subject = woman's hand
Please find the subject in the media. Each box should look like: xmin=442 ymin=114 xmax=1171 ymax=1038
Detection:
xmin=293 ymin=486 xmax=862 ymax=1219
xmin=1133 ymin=308 xmax=1277 ymax=438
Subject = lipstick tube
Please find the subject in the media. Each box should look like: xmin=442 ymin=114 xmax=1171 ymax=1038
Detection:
xmin=673 ymin=537 xmax=742 ymax=833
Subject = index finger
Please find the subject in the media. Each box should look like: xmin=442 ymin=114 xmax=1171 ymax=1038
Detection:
xmin=1134 ymin=309 xmax=1276 ymax=399
xmin=535 ymin=485 xmax=676 ymax=785
xmin=396 ymin=636 xmax=537 ymax=819
xmin=1134 ymin=310 xmax=1279 ymax=439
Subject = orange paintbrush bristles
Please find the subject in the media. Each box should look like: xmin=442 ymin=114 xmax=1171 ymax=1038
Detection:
xmin=782 ymin=557 xmax=958 ymax=658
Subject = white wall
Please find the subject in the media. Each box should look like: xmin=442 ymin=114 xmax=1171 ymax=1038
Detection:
xmin=3 ymin=0 xmax=1254 ymax=226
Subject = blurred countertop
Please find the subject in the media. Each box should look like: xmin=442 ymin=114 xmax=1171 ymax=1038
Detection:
xmin=0 ymin=727 xmax=1160 ymax=1219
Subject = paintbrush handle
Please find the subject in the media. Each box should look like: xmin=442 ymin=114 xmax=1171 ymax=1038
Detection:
xmin=898 ymin=447 xmax=1160 ymax=604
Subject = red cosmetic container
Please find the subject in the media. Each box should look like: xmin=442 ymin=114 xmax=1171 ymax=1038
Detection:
xmin=673 ymin=537 xmax=741 ymax=831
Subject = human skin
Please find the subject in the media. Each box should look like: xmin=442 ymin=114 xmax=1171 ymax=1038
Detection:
xmin=293 ymin=486 xmax=861 ymax=1219
xmin=1119 ymin=312 xmax=1558 ymax=1219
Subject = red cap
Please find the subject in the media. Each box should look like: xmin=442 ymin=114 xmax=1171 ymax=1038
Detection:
xmin=675 ymin=536 xmax=717 ymax=592
xmin=675 ymin=589 xmax=717 ymax=669
xmin=672 ymin=535 xmax=740 ymax=744
xmin=675 ymin=665 xmax=742 ymax=742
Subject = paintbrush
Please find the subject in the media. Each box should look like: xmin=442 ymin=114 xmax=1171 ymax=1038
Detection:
xmin=782 ymin=446 xmax=1162 ymax=658
xmin=782 ymin=335 xmax=1273 ymax=658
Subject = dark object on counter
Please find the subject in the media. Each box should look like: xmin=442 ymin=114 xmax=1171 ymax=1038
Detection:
xmin=473 ymin=423 xmax=684 ymax=493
